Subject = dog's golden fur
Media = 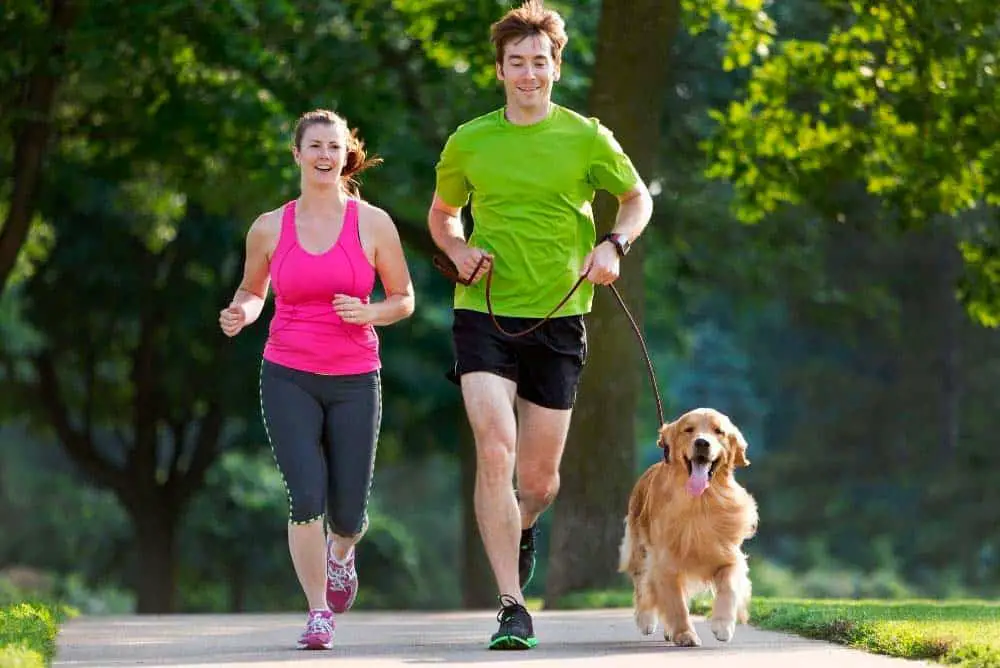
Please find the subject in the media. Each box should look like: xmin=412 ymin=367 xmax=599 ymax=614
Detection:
xmin=618 ymin=408 xmax=758 ymax=647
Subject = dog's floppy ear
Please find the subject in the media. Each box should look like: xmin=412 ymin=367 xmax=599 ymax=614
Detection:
xmin=727 ymin=424 xmax=750 ymax=468
xmin=658 ymin=421 xmax=676 ymax=462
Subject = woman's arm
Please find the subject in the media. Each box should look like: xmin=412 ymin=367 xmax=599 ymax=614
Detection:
xmin=334 ymin=207 xmax=414 ymax=327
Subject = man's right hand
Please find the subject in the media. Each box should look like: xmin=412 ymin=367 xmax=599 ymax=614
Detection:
xmin=449 ymin=245 xmax=492 ymax=285
xmin=219 ymin=305 xmax=247 ymax=337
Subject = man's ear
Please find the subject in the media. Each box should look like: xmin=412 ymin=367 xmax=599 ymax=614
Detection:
xmin=658 ymin=420 xmax=676 ymax=462
xmin=496 ymin=62 xmax=505 ymax=81
xmin=727 ymin=425 xmax=750 ymax=468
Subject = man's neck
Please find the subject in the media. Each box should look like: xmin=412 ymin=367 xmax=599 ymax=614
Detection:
xmin=504 ymin=100 xmax=553 ymax=126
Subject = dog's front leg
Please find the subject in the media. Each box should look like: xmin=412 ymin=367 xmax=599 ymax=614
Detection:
xmin=657 ymin=574 xmax=700 ymax=647
xmin=710 ymin=563 xmax=748 ymax=642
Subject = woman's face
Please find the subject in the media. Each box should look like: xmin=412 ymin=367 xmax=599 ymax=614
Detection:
xmin=294 ymin=121 xmax=348 ymax=188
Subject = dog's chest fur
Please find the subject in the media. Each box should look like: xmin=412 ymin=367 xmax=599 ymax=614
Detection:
xmin=639 ymin=466 xmax=758 ymax=577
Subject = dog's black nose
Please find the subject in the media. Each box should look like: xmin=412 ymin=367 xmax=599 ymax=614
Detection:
xmin=694 ymin=437 xmax=711 ymax=453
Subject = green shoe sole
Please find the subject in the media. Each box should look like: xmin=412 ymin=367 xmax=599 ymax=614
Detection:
xmin=488 ymin=634 xmax=538 ymax=650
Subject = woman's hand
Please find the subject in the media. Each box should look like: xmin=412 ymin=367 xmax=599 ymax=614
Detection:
xmin=333 ymin=294 xmax=373 ymax=325
xmin=219 ymin=305 xmax=247 ymax=337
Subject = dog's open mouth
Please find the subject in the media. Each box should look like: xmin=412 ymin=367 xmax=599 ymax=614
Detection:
xmin=684 ymin=455 xmax=719 ymax=497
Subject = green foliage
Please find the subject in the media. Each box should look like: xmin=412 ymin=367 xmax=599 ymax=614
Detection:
xmin=682 ymin=0 xmax=776 ymax=71
xmin=0 ymin=601 xmax=72 ymax=668
xmin=0 ymin=433 xmax=131 ymax=593
xmin=752 ymin=599 xmax=1000 ymax=666
xmin=700 ymin=0 xmax=1000 ymax=325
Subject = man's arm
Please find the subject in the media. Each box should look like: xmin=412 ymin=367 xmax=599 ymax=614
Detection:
xmin=606 ymin=180 xmax=654 ymax=244
xmin=582 ymin=180 xmax=654 ymax=285
xmin=427 ymin=193 xmax=491 ymax=284
xmin=427 ymin=194 xmax=466 ymax=259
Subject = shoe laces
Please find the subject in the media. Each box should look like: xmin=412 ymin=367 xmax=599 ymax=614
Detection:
xmin=497 ymin=594 xmax=526 ymax=623
xmin=327 ymin=554 xmax=356 ymax=591
xmin=305 ymin=612 xmax=333 ymax=636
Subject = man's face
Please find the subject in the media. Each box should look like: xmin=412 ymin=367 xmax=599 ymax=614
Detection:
xmin=497 ymin=33 xmax=560 ymax=110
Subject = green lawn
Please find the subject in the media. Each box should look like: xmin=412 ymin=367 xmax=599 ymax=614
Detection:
xmin=752 ymin=599 xmax=1000 ymax=667
xmin=553 ymin=591 xmax=1000 ymax=667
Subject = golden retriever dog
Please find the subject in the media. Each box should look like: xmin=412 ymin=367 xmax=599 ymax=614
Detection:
xmin=618 ymin=408 xmax=758 ymax=647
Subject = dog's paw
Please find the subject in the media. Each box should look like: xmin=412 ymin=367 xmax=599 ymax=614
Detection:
xmin=635 ymin=610 xmax=657 ymax=635
xmin=711 ymin=618 xmax=736 ymax=642
xmin=672 ymin=629 xmax=702 ymax=647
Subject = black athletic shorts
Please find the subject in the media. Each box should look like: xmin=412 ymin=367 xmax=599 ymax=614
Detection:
xmin=450 ymin=309 xmax=587 ymax=410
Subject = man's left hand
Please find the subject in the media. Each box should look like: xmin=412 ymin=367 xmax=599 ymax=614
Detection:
xmin=580 ymin=241 xmax=620 ymax=285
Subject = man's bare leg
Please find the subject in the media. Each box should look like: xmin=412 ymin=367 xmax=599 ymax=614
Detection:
xmin=461 ymin=372 xmax=522 ymax=602
xmin=515 ymin=397 xmax=572 ymax=530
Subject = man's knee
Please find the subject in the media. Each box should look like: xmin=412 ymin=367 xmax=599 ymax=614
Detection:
xmin=476 ymin=442 xmax=516 ymax=482
xmin=518 ymin=471 xmax=560 ymax=510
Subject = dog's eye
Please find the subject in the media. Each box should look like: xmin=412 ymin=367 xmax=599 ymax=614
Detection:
xmin=714 ymin=427 xmax=724 ymax=435
xmin=683 ymin=426 xmax=694 ymax=433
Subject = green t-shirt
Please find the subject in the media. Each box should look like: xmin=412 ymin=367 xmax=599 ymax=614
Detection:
xmin=435 ymin=104 xmax=640 ymax=318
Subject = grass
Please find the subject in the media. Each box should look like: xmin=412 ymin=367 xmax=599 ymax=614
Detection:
xmin=752 ymin=599 xmax=1000 ymax=668
xmin=0 ymin=601 xmax=75 ymax=668
xmin=552 ymin=590 xmax=1000 ymax=667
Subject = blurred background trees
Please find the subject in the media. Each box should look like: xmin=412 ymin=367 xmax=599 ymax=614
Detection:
xmin=2 ymin=0 xmax=998 ymax=613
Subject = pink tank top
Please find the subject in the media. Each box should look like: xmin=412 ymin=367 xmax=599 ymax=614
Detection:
xmin=263 ymin=199 xmax=380 ymax=375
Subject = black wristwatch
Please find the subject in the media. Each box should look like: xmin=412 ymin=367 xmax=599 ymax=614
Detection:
xmin=600 ymin=232 xmax=631 ymax=258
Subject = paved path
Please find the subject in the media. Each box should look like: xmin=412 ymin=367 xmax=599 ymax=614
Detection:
xmin=55 ymin=609 xmax=926 ymax=667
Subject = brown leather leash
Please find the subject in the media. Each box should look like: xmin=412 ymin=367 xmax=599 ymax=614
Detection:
xmin=433 ymin=252 xmax=665 ymax=427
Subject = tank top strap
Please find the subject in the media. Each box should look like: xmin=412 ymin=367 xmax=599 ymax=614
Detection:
xmin=273 ymin=199 xmax=297 ymax=255
xmin=341 ymin=198 xmax=362 ymax=252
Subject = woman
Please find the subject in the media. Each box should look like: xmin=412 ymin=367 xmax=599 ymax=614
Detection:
xmin=219 ymin=109 xmax=415 ymax=650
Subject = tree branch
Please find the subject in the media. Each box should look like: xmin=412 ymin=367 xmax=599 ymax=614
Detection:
xmin=170 ymin=401 xmax=223 ymax=510
xmin=0 ymin=0 xmax=79 ymax=293
xmin=34 ymin=350 xmax=127 ymax=494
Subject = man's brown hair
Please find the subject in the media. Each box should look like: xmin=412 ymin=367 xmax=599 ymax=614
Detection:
xmin=490 ymin=0 xmax=568 ymax=66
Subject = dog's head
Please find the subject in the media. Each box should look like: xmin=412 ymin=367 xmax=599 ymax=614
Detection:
xmin=658 ymin=408 xmax=750 ymax=497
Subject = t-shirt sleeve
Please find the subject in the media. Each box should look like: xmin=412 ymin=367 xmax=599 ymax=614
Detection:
xmin=586 ymin=123 xmax=641 ymax=196
xmin=434 ymin=132 xmax=471 ymax=208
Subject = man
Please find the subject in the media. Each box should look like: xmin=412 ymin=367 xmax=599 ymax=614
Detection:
xmin=427 ymin=0 xmax=653 ymax=650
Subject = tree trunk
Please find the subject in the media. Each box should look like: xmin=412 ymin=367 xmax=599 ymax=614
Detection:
xmin=229 ymin=556 xmax=247 ymax=612
xmin=130 ymin=502 xmax=178 ymax=613
xmin=0 ymin=0 xmax=78 ymax=293
xmin=546 ymin=0 xmax=680 ymax=605
xmin=460 ymin=417 xmax=495 ymax=608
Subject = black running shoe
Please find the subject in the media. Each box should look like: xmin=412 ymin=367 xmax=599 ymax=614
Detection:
xmin=518 ymin=525 xmax=537 ymax=591
xmin=489 ymin=595 xmax=537 ymax=650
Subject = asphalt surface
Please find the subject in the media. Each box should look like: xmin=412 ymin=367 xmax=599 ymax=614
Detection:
xmin=54 ymin=608 xmax=927 ymax=667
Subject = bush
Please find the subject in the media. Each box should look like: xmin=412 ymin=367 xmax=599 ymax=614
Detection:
xmin=0 ymin=602 xmax=69 ymax=668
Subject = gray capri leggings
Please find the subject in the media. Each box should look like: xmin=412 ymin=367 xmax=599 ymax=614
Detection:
xmin=259 ymin=359 xmax=381 ymax=536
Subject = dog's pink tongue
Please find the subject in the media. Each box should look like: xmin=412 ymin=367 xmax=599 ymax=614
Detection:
xmin=686 ymin=462 xmax=711 ymax=497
